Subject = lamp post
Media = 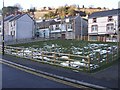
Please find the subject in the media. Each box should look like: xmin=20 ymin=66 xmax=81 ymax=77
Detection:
xmin=117 ymin=8 xmax=120 ymax=59
xmin=80 ymin=16 xmax=83 ymax=40
xmin=2 ymin=0 xmax=4 ymax=55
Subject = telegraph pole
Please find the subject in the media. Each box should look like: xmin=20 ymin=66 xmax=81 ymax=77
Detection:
xmin=2 ymin=0 xmax=4 ymax=55
xmin=80 ymin=16 xmax=83 ymax=40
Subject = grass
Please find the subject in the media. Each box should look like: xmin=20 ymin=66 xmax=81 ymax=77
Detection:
xmin=89 ymin=58 xmax=119 ymax=73
xmin=8 ymin=39 xmax=118 ymax=73
xmin=10 ymin=39 xmax=117 ymax=48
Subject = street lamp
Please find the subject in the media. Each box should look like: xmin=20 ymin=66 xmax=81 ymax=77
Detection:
xmin=80 ymin=16 xmax=83 ymax=40
xmin=2 ymin=0 xmax=4 ymax=55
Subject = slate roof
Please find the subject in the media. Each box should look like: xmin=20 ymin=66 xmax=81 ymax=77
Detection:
xmin=89 ymin=9 xmax=120 ymax=18
xmin=8 ymin=13 xmax=34 ymax=22
xmin=4 ymin=15 xmax=14 ymax=21
xmin=36 ymin=20 xmax=57 ymax=28
xmin=75 ymin=10 xmax=86 ymax=16
xmin=9 ymin=14 xmax=25 ymax=22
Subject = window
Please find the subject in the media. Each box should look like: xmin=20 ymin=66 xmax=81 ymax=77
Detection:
xmin=10 ymin=31 xmax=12 ymax=35
xmin=13 ymin=31 xmax=15 ymax=35
xmin=50 ymin=26 xmax=53 ymax=30
xmin=91 ymin=25 xmax=98 ymax=32
xmin=11 ymin=23 xmax=12 ymax=27
xmin=0 ymin=28 xmax=1 ymax=33
xmin=0 ymin=21 xmax=1 ymax=25
xmin=108 ymin=16 xmax=113 ymax=22
xmin=93 ymin=18 xmax=97 ymax=23
xmin=55 ymin=24 xmax=60 ymax=30
xmin=67 ymin=24 xmax=72 ymax=29
xmin=14 ymin=21 xmax=15 ymax=26
xmin=106 ymin=24 xmax=114 ymax=31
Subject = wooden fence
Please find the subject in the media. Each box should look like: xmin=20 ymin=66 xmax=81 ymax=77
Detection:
xmin=3 ymin=45 xmax=118 ymax=71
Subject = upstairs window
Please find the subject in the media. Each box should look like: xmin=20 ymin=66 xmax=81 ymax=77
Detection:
xmin=11 ymin=23 xmax=12 ymax=27
xmin=55 ymin=24 xmax=60 ymax=30
xmin=91 ymin=25 xmax=98 ymax=32
xmin=108 ymin=16 xmax=113 ymax=22
xmin=67 ymin=24 xmax=72 ymax=29
xmin=0 ymin=28 xmax=1 ymax=33
xmin=50 ymin=26 xmax=53 ymax=30
xmin=106 ymin=23 xmax=114 ymax=31
xmin=14 ymin=21 xmax=15 ymax=26
xmin=93 ymin=18 xmax=97 ymax=23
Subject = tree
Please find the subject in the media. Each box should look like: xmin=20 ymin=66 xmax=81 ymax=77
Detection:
xmin=14 ymin=3 xmax=23 ymax=11
xmin=57 ymin=6 xmax=66 ymax=18
xmin=68 ymin=7 xmax=76 ymax=16
xmin=48 ymin=11 xmax=55 ymax=18
xmin=30 ymin=7 xmax=36 ymax=15
xmin=43 ymin=14 xmax=49 ymax=19
xmin=2 ymin=6 xmax=19 ymax=16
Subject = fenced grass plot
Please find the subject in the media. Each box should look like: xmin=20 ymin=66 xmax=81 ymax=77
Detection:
xmin=5 ymin=40 xmax=118 ymax=72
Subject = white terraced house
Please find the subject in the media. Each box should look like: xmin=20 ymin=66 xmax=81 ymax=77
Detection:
xmin=0 ymin=13 xmax=35 ymax=42
xmin=88 ymin=9 xmax=120 ymax=42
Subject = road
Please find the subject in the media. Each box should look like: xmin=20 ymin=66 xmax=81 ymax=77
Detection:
xmin=2 ymin=54 xmax=119 ymax=89
xmin=2 ymin=63 xmax=74 ymax=88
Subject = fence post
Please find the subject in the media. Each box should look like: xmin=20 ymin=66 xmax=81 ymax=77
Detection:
xmin=42 ymin=51 xmax=44 ymax=61
xmin=111 ymin=47 xmax=114 ymax=61
xmin=97 ymin=52 xmax=100 ymax=63
xmin=54 ymin=52 xmax=56 ymax=64
xmin=88 ymin=56 xmax=90 ymax=71
xmin=106 ymin=49 xmax=108 ymax=64
xmin=68 ymin=53 xmax=71 ymax=67
xmin=23 ymin=48 xmax=24 ymax=57
xmin=31 ymin=48 xmax=33 ymax=59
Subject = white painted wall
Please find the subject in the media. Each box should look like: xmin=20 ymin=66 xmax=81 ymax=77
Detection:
xmin=88 ymin=15 xmax=118 ymax=35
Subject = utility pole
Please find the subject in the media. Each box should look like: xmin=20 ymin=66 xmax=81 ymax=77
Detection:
xmin=117 ymin=6 xmax=120 ymax=59
xmin=80 ymin=16 xmax=83 ymax=40
xmin=2 ymin=0 xmax=4 ymax=55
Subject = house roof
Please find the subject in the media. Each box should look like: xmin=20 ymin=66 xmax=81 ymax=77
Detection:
xmin=75 ymin=10 xmax=86 ymax=16
xmin=9 ymin=14 xmax=25 ymax=22
xmin=36 ymin=20 xmax=57 ymax=28
xmin=88 ymin=9 xmax=120 ymax=18
xmin=4 ymin=15 xmax=14 ymax=21
xmin=9 ymin=13 xmax=34 ymax=22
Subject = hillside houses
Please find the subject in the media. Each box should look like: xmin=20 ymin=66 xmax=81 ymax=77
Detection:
xmin=50 ymin=15 xmax=88 ymax=39
xmin=0 ymin=8 xmax=120 ymax=43
xmin=35 ymin=15 xmax=88 ymax=40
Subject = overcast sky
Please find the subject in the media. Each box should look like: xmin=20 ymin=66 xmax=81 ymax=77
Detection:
xmin=0 ymin=0 xmax=119 ymax=10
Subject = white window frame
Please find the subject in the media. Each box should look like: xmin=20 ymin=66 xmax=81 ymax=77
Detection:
xmin=106 ymin=23 xmax=114 ymax=31
xmin=91 ymin=25 xmax=98 ymax=32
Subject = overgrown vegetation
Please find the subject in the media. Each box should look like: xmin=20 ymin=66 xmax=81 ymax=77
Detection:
xmin=11 ymin=39 xmax=117 ymax=48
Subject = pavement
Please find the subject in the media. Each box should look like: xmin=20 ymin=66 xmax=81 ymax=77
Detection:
xmin=2 ymin=54 xmax=119 ymax=89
